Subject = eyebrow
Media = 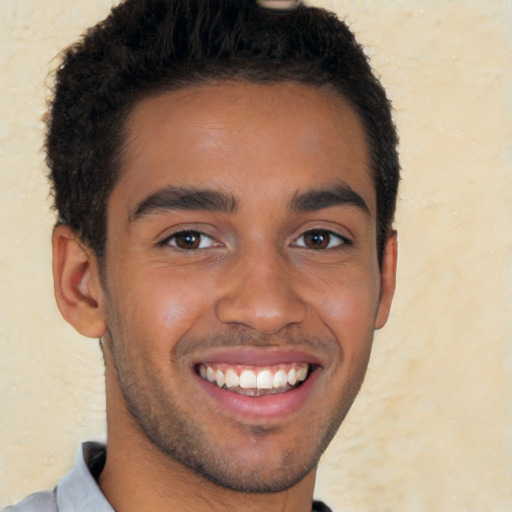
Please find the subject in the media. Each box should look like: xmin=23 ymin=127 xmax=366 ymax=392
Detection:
xmin=130 ymin=186 xmax=238 ymax=221
xmin=290 ymin=184 xmax=370 ymax=214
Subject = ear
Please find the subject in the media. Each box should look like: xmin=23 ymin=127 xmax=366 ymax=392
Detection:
xmin=52 ymin=225 xmax=107 ymax=338
xmin=374 ymin=231 xmax=398 ymax=330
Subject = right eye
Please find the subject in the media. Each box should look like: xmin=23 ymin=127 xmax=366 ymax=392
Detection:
xmin=293 ymin=229 xmax=350 ymax=250
xmin=162 ymin=230 xmax=216 ymax=251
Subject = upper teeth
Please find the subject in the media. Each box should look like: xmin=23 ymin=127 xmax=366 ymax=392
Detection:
xmin=198 ymin=363 xmax=309 ymax=392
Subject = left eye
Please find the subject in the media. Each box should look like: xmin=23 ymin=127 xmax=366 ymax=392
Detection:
xmin=165 ymin=231 xmax=216 ymax=250
xmin=294 ymin=230 xmax=347 ymax=250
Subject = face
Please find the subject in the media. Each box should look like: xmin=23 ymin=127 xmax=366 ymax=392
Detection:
xmin=100 ymin=82 xmax=395 ymax=492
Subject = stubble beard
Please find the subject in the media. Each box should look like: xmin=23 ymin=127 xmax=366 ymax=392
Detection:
xmin=105 ymin=324 xmax=372 ymax=494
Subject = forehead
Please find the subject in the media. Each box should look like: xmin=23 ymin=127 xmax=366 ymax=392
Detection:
xmin=115 ymin=81 xmax=375 ymax=217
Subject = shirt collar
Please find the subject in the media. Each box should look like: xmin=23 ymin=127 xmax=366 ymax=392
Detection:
xmin=56 ymin=442 xmax=113 ymax=512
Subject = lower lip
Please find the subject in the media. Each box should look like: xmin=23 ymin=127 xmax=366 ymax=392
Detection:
xmin=195 ymin=368 xmax=320 ymax=421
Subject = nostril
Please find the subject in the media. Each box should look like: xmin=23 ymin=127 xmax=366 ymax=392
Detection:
xmin=215 ymin=297 xmax=307 ymax=335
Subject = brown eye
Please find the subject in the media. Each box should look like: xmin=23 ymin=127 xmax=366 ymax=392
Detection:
xmin=167 ymin=231 xmax=215 ymax=250
xmin=303 ymin=231 xmax=330 ymax=249
xmin=295 ymin=230 xmax=346 ymax=250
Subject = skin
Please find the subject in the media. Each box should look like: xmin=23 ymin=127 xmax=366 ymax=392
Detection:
xmin=257 ymin=0 xmax=300 ymax=9
xmin=53 ymin=81 xmax=397 ymax=512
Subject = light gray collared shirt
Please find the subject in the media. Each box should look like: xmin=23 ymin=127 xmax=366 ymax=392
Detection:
xmin=4 ymin=442 xmax=113 ymax=512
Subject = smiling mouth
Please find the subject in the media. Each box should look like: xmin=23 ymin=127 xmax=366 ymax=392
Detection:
xmin=196 ymin=363 xmax=311 ymax=397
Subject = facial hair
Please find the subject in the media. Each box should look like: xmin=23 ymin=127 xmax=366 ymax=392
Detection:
xmin=104 ymin=324 xmax=372 ymax=493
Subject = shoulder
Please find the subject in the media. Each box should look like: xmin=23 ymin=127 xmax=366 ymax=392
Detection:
xmin=2 ymin=491 xmax=57 ymax=512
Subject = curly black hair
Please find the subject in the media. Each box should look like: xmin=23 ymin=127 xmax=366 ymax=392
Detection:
xmin=46 ymin=0 xmax=399 ymax=263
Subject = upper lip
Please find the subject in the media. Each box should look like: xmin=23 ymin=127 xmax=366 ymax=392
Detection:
xmin=191 ymin=347 xmax=324 ymax=368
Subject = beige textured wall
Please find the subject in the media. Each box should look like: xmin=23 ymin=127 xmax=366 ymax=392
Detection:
xmin=1 ymin=1 xmax=511 ymax=510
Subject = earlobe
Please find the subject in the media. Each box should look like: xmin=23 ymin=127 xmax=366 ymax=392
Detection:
xmin=374 ymin=231 xmax=398 ymax=330
xmin=52 ymin=225 xmax=107 ymax=338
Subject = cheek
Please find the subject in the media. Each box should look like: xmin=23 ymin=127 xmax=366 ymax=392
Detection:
xmin=315 ymin=277 xmax=380 ymax=356
xmin=114 ymin=270 xmax=214 ymax=349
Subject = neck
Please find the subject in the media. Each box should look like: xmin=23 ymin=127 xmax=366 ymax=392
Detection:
xmin=100 ymin=426 xmax=317 ymax=512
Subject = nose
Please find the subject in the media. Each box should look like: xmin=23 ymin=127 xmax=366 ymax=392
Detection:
xmin=215 ymin=249 xmax=307 ymax=335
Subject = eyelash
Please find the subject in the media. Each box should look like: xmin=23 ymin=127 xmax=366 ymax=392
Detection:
xmin=158 ymin=228 xmax=351 ymax=252
xmin=158 ymin=230 xmax=217 ymax=251
xmin=293 ymin=229 xmax=352 ymax=250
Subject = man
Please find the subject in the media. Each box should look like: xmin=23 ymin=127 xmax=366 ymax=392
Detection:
xmin=6 ymin=0 xmax=399 ymax=510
